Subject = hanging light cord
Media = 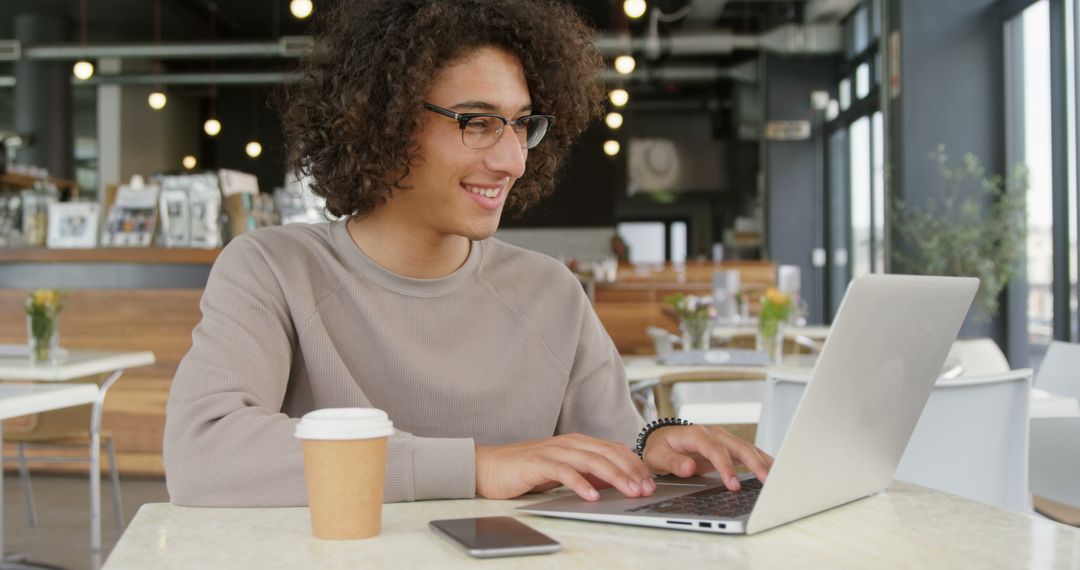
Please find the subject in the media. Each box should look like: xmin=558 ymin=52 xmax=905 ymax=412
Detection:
xmin=209 ymin=3 xmax=218 ymax=118
xmin=154 ymin=0 xmax=162 ymax=85
xmin=80 ymin=0 xmax=88 ymax=47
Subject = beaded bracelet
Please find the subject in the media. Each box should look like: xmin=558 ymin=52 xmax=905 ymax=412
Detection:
xmin=634 ymin=417 xmax=692 ymax=459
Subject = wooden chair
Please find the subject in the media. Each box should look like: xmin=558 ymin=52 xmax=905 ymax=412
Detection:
xmin=653 ymin=370 xmax=768 ymax=443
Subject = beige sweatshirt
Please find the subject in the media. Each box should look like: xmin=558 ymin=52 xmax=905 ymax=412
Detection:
xmin=163 ymin=221 xmax=643 ymax=507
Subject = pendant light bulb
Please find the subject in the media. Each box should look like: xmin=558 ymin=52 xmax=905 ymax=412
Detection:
xmin=603 ymin=140 xmax=621 ymax=157
xmin=204 ymin=118 xmax=222 ymax=137
xmin=623 ymin=0 xmax=647 ymax=19
xmin=73 ymin=60 xmax=95 ymax=80
xmin=605 ymin=112 xmax=624 ymax=129
xmin=614 ymin=55 xmax=636 ymax=75
xmin=148 ymin=91 xmax=167 ymax=110
xmin=290 ymin=0 xmax=314 ymax=19
xmin=609 ymin=89 xmax=629 ymax=107
xmin=245 ymin=141 xmax=263 ymax=158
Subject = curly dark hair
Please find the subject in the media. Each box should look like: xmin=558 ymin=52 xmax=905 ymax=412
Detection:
xmin=277 ymin=0 xmax=605 ymax=219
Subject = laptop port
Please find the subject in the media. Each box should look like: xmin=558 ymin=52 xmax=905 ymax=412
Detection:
xmin=666 ymin=520 xmax=692 ymax=526
xmin=698 ymin=522 xmax=712 ymax=529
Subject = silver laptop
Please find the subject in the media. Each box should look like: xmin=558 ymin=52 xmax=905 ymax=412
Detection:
xmin=520 ymin=274 xmax=979 ymax=535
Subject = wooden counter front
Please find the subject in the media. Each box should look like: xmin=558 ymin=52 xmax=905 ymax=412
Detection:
xmin=0 ymin=247 xmax=220 ymax=265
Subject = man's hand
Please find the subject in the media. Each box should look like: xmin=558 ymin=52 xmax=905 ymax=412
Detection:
xmin=643 ymin=425 xmax=774 ymax=491
xmin=476 ymin=434 xmax=656 ymax=501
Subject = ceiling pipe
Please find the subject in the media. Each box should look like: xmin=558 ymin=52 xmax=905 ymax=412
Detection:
xmin=594 ymin=31 xmax=759 ymax=57
xmin=1 ymin=24 xmax=836 ymax=64
xmin=4 ymin=36 xmax=313 ymax=61
xmin=602 ymin=63 xmax=756 ymax=83
xmin=0 ymin=64 xmax=744 ymax=87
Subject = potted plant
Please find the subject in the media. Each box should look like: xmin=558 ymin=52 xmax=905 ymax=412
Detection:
xmin=892 ymin=145 xmax=1027 ymax=321
xmin=25 ymin=288 xmax=67 ymax=364
xmin=663 ymin=293 xmax=716 ymax=351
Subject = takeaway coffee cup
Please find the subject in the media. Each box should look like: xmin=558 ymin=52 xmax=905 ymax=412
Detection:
xmin=294 ymin=408 xmax=394 ymax=539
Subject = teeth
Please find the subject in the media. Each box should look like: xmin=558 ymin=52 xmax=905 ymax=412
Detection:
xmin=465 ymin=185 xmax=500 ymax=199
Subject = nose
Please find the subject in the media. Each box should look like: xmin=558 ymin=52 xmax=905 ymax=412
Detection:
xmin=483 ymin=125 xmax=527 ymax=179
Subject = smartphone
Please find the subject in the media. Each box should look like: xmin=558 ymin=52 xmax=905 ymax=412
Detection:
xmin=429 ymin=516 xmax=562 ymax=558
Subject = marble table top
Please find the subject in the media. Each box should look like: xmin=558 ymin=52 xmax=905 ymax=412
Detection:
xmin=104 ymin=481 xmax=1080 ymax=569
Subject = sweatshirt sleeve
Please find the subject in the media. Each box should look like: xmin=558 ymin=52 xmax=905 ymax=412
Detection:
xmin=163 ymin=235 xmax=476 ymax=507
xmin=555 ymin=290 xmax=645 ymax=448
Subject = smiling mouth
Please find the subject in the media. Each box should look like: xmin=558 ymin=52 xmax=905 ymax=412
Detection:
xmin=462 ymin=183 xmax=503 ymax=199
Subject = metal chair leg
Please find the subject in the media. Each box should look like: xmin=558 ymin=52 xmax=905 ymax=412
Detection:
xmin=16 ymin=443 xmax=37 ymax=528
xmin=106 ymin=438 xmax=124 ymax=529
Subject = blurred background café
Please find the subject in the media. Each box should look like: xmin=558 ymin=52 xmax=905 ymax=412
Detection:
xmin=0 ymin=0 xmax=1076 ymax=568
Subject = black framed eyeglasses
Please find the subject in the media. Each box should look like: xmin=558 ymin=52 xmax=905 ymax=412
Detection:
xmin=422 ymin=102 xmax=555 ymax=150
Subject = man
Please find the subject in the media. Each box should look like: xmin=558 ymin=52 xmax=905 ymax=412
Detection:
xmin=164 ymin=0 xmax=771 ymax=507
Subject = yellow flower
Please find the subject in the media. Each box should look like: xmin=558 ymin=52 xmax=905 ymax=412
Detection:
xmin=26 ymin=288 xmax=66 ymax=315
xmin=32 ymin=289 xmax=56 ymax=308
xmin=764 ymin=287 xmax=790 ymax=307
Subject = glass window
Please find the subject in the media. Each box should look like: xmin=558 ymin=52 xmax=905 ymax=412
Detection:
xmin=849 ymin=116 xmax=872 ymax=280
xmin=845 ymin=15 xmax=857 ymax=59
xmin=1005 ymin=0 xmax=1054 ymax=367
xmin=875 ymin=52 xmax=883 ymax=86
xmin=853 ymin=6 xmax=870 ymax=54
xmin=616 ymin=222 xmax=666 ymax=264
xmin=1069 ymin=0 xmax=1079 ymax=341
xmin=856 ymin=63 xmax=871 ymax=99
xmin=828 ymin=129 xmax=851 ymax=316
xmin=872 ymin=0 xmax=882 ymax=39
xmin=872 ymin=111 xmax=885 ymax=272
xmin=671 ymin=221 xmax=687 ymax=263
xmin=839 ymin=78 xmax=852 ymax=110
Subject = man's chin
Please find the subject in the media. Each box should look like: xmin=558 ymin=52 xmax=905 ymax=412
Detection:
xmin=460 ymin=214 xmax=504 ymax=241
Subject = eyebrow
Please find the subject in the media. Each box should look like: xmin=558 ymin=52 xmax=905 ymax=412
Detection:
xmin=449 ymin=100 xmax=534 ymax=114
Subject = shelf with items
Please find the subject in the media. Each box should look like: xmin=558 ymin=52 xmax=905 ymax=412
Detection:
xmin=1 ymin=172 xmax=79 ymax=199
xmin=0 ymin=247 xmax=220 ymax=265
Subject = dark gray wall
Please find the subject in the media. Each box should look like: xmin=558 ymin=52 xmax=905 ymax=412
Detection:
xmin=13 ymin=14 xmax=73 ymax=180
xmin=764 ymin=55 xmax=835 ymax=323
xmin=891 ymin=0 xmax=1007 ymax=343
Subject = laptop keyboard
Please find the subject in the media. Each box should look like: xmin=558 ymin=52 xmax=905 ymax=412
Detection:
xmin=626 ymin=478 xmax=763 ymax=518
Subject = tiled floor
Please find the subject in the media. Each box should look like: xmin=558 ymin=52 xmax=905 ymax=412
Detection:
xmin=2 ymin=474 xmax=169 ymax=570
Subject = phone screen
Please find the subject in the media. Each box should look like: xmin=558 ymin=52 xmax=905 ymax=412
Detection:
xmin=429 ymin=516 xmax=561 ymax=557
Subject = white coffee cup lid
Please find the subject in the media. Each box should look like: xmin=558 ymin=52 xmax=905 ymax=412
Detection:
xmin=294 ymin=408 xmax=394 ymax=440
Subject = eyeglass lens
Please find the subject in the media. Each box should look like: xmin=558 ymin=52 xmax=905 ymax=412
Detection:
xmin=462 ymin=116 xmax=551 ymax=150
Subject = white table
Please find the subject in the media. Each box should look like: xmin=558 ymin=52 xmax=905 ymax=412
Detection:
xmin=102 ymin=481 xmax=1080 ymax=569
xmin=626 ymin=357 xmax=1080 ymax=425
xmin=0 ymin=350 xmax=156 ymax=552
xmin=713 ymin=323 xmax=831 ymax=343
xmin=623 ymin=354 xmax=817 ymax=384
xmin=0 ymin=383 xmax=99 ymax=568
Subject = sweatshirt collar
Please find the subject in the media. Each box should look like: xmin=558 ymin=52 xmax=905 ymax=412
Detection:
xmin=330 ymin=220 xmax=482 ymax=297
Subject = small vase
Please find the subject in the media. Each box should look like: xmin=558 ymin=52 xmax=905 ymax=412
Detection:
xmin=680 ymin=317 xmax=711 ymax=351
xmin=756 ymin=319 xmax=784 ymax=364
xmin=27 ymin=313 xmax=60 ymax=365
